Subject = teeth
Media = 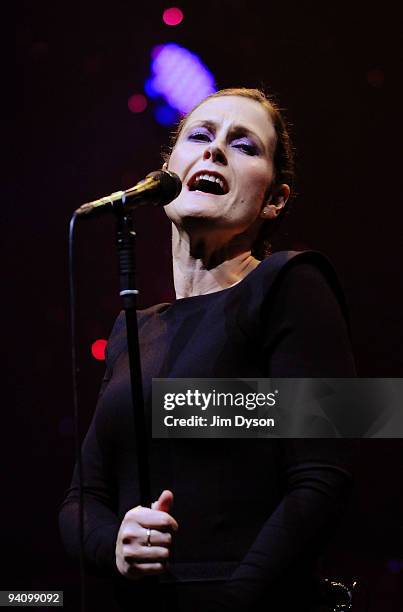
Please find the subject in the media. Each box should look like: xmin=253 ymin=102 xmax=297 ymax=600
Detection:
xmin=193 ymin=173 xmax=226 ymax=191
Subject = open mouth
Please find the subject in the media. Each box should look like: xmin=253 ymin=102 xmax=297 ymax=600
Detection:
xmin=188 ymin=171 xmax=229 ymax=195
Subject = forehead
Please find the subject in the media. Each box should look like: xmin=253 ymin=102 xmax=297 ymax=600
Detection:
xmin=183 ymin=95 xmax=276 ymax=147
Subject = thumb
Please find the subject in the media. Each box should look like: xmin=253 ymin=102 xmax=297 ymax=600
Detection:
xmin=152 ymin=489 xmax=174 ymax=513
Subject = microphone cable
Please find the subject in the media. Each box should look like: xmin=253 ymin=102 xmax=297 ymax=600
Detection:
xmin=68 ymin=212 xmax=87 ymax=612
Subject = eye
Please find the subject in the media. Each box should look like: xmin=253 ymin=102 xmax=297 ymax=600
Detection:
xmin=188 ymin=130 xmax=212 ymax=142
xmin=232 ymin=139 xmax=258 ymax=155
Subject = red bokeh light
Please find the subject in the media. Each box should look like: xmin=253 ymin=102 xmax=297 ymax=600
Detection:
xmin=91 ymin=339 xmax=107 ymax=361
xmin=127 ymin=93 xmax=148 ymax=113
xmin=162 ymin=7 xmax=184 ymax=26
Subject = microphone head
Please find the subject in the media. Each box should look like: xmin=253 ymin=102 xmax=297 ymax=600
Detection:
xmin=146 ymin=170 xmax=182 ymax=206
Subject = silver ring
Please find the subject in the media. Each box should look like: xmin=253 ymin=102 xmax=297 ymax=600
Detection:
xmin=146 ymin=528 xmax=152 ymax=547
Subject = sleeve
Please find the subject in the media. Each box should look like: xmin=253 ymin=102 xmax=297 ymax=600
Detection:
xmin=58 ymin=313 xmax=125 ymax=575
xmin=209 ymin=262 xmax=357 ymax=610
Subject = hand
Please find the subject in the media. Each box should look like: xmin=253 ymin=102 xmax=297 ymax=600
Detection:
xmin=115 ymin=490 xmax=178 ymax=580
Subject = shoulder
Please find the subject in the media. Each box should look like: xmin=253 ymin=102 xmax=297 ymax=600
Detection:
xmin=257 ymin=250 xmax=345 ymax=292
xmin=251 ymin=250 xmax=350 ymax=325
xmin=257 ymin=252 xmax=356 ymax=376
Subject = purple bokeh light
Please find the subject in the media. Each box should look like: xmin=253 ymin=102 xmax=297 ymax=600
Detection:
xmin=145 ymin=43 xmax=216 ymax=123
xmin=155 ymin=104 xmax=179 ymax=126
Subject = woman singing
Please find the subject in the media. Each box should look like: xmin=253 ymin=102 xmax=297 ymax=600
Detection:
xmin=59 ymin=88 xmax=356 ymax=611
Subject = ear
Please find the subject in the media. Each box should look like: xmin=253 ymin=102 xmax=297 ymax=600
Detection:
xmin=162 ymin=161 xmax=168 ymax=171
xmin=260 ymin=184 xmax=290 ymax=220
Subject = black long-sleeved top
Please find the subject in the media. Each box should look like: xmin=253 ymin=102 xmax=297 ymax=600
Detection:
xmin=59 ymin=251 xmax=356 ymax=611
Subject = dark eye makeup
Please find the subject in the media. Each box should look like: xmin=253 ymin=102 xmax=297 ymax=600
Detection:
xmin=187 ymin=129 xmax=259 ymax=156
xmin=232 ymin=139 xmax=258 ymax=155
xmin=188 ymin=130 xmax=212 ymax=142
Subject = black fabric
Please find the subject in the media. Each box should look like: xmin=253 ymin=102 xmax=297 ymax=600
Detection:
xmin=59 ymin=250 xmax=356 ymax=611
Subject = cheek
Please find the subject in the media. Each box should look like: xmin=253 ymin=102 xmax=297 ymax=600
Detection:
xmin=166 ymin=150 xmax=179 ymax=173
xmin=167 ymin=142 xmax=193 ymax=174
xmin=238 ymin=165 xmax=273 ymax=204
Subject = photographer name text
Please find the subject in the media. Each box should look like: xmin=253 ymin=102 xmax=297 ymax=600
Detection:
xmin=164 ymin=414 xmax=275 ymax=428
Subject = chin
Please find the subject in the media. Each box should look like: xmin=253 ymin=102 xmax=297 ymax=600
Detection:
xmin=175 ymin=197 xmax=222 ymax=219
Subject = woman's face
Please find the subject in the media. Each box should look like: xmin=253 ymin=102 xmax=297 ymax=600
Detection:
xmin=165 ymin=95 xmax=277 ymax=237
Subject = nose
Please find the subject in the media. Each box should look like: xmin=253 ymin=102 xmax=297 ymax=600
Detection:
xmin=203 ymin=144 xmax=227 ymax=165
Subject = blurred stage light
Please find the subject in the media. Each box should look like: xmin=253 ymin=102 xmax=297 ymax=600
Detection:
xmin=155 ymin=104 xmax=179 ymax=126
xmin=163 ymin=7 xmax=184 ymax=26
xmin=91 ymin=339 xmax=107 ymax=361
xmin=128 ymin=93 xmax=148 ymax=113
xmin=145 ymin=43 xmax=215 ymax=122
xmin=144 ymin=78 xmax=160 ymax=99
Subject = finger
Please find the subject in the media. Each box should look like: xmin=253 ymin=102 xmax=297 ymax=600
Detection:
xmin=153 ymin=490 xmax=174 ymax=513
xmin=124 ymin=545 xmax=170 ymax=563
xmin=144 ymin=529 xmax=172 ymax=547
xmin=130 ymin=507 xmax=178 ymax=533
xmin=120 ymin=523 xmax=145 ymax=545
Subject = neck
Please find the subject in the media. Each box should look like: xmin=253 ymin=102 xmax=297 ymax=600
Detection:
xmin=172 ymin=225 xmax=260 ymax=298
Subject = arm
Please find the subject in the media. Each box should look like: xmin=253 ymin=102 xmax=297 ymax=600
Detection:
xmin=59 ymin=312 xmax=127 ymax=573
xmin=212 ymin=262 xmax=356 ymax=610
xmin=58 ymin=362 xmax=121 ymax=574
xmin=59 ymin=412 xmax=178 ymax=578
xmin=58 ymin=313 xmax=177 ymax=577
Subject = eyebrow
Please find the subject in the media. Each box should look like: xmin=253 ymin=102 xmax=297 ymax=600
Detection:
xmin=185 ymin=119 xmax=268 ymax=154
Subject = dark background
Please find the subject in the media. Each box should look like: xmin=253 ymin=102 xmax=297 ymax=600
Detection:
xmin=9 ymin=1 xmax=402 ymax=609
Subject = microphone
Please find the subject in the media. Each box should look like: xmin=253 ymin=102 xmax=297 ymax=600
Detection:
xmin=74 ymin=170 xmax=182 ymax=218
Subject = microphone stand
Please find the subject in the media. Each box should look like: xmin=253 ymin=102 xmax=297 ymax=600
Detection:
xmin=115 ymin=200 xmax=163 ymax=603
xmin=115 ymin=199 xmax=151 ymax=506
